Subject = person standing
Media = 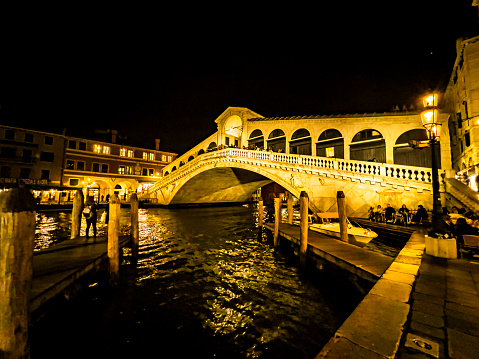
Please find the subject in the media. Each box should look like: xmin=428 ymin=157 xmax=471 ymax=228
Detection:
xmin=83 ymin=196 xmax=97 ymax=239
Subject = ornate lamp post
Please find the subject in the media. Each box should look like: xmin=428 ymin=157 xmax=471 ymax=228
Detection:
xmin=420 ymin=93 xmax=445 ymax=235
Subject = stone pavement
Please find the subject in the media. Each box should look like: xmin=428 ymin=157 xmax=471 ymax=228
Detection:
xmin=396 ymin=254 xmax=479 ymax=359
xmin=316 ymin=229 xmax=479 ymax=359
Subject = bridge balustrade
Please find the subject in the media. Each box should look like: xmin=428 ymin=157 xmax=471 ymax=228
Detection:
xmin=144 ymin=149 xmax=436 ymax=198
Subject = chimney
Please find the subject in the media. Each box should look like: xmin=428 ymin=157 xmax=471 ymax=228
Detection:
xmin=155 ymin=138 xmax=160 ymax=151
xmin=111 ymin=130 xmax=118 ymax=144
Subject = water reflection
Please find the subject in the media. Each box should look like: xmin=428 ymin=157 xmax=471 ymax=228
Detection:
xmin=32 ymin=206 xmax=365 ymax=358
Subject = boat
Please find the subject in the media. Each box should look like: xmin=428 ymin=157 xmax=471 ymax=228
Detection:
xmin=309 ymin=212 xmax=378 ymax=247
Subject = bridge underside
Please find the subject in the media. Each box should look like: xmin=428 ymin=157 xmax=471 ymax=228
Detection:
xmin=170 ymin=168 xmax=272 ymax=204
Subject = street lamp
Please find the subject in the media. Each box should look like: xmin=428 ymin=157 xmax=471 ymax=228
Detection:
xmin=420 ymin=93 xmax=445 ymax=235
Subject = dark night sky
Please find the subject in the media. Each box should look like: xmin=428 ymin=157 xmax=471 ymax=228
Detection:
xmin=1 ymin=2 xmax=478 ymax=155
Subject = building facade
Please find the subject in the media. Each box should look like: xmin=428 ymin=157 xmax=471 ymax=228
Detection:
xmin=444 ymin=36 xmax=479 ymax=188
xmin=0 ymin=124 xmax=177 ymax=203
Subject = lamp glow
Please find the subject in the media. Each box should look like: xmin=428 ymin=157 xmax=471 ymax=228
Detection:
xmin=423 ymin=93 xmax=438 ymax=107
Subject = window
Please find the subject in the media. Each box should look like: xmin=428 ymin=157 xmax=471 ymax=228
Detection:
xmin=326 ymin=147 xmax=335 ymax=158
xmin=22 ymin=149 xmax=32 ymax=163
xmin=5 ymin=130 xmax=14 ymax=140
xmin=66 ymin=160 xmax=75 ymax=170
xmin=457 ymin=112 xmax=462 ymax=129
xmin=1 ymin=147 xmax=15 ymax=158
xmin=40 ymin=152 xmax=54 ymax=162
xmin=1 ymin=166 xmax=11 ymax=177
xmin=103 ymin=146 xmax=110 ymax=155
xmin=149 ymin=153 xmax=155 ymax=161
xmin=126 ymin=166 xmax=133 ymax=175
xmin=119 ymin=166 xmax=125 ymax=174
xmin=20 ymin=168 xmax=31 ymax=178
xmin=77 ymin=161 xmax=85 ymax=171
xmin=44 ymin=136 xmax=53 ymax=145
xmin=149 ymin=168 xmax=154 ymax=176
xmin=68 ymin=140 xmax=77 ymax=149
xmin=143 ymin=152 xmax=148 ymax=160
xmin=69 ymin=178 xmax=79 ymax=186
xmin=120 ymin=148 xmax=126 ymax=157
xmin=92 ymin=163 xmax=100 ymax=172
xmin=41 ymin=170 xmax=50 ymax=180
xmin=93 ymin=144 xmax=101 ymax=153
xmin=142 ymin=168 xmax=148 ymax=176
xmin=101 ymin=164 xmax=109 ymax=173
xmin=167 ymin=156 xmax=172 ymax=162
xmin=127 ymin=149 xmax=134 ymax=158
xmin=465 ymin=132 xmax=471 ymax=147
xmin=79 ymin=142 xmax=86 ymax=150
xmin=162 ymin=155 xmax=167 ymax=162
xmin=24 ymin=133 xmax=34 ymax=142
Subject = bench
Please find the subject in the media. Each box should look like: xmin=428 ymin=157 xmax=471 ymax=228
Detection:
xmin=461 ymin=235 xmax=479 ymax=258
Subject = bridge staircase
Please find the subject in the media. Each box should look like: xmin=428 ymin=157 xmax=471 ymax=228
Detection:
xmin=445 ymin=178 xmax=479 ymax=213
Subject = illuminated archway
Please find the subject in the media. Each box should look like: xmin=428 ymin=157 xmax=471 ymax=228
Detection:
xmin=290 ymin=128 xmax=311 ymax=155
xmin=394 ymin=129 xmax=439 ymax=168
xmin=224 ymin=115 xmax=242 ymax=147
xmin=317 ymin=129 xmax=344 ymax=158
xmin=248 ymin=129 xmax=264 ymax=149
xmin=267 ymin=129 xmax=286 ymax=152
xmin=350 ymin=129 xmax=385 ymax=162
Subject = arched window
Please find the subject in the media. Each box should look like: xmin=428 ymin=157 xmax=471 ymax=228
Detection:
xmin=393 ymin=129 xmax=439 ymax=168
xmin=207 ymin=142 xmax=217 ymax=152
xmin=171 ymin=166 xmax=177 ymax=172
xmin=179 ymin=161 xmax=185 ymax=167
xmin=198 ymin=149 xmax=205 ymax=155
xmin=290 ymin=128 xmax=311 ymax=155
xmin=267 ymin=129 xmax=286 ymax=152
xmin=317 ymin=129 xmax=344 ymax=158
xmin=188 ymin=155 xmax=194 ymax=162
xmin=164 ymin=171 xmax=169 ymax=176
xmin=248 ymin=129 xmax=264 ymax=149
xmin=350 ymin=129 xmax=385 ymax=162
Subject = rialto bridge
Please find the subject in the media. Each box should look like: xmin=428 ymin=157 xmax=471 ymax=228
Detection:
xmin=141 ymin=107 xmax=479 ymax=216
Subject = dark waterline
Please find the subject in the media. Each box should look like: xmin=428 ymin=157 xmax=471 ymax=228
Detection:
xmin=31 ymin=206 xmax=376 ymax=358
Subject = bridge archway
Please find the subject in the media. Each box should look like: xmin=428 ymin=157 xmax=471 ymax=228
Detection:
xmin=267 ymin=129 xmax=286 ymax=152
xmin=317 ymin=129 xmax=344 ymax=159
xmin=350 ymin=129 xmax=385 ymax=162
xmin=248 ymin=129 xmax=264 ymax=149
xmin=394 ymin=129 xmax=440 ymax=168
xmin=224 ymin=115 xmax=243 ymax=147
xmin=208 ymin=142 xmax=217 ymax=151
xmin=290 ymin=128 xmax=312 ymax=155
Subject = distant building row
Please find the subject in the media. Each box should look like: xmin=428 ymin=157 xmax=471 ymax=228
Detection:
xmin=0 ymin=125 xmax=177 ymax=203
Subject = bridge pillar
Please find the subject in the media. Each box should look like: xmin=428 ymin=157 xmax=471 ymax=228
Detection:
xmin=274 ymin=196 xmax=281 ymax=247
xmin=299 ymin=191 xmax=309 ymax=266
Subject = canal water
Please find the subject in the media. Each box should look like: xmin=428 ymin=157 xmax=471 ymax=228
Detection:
xmin=30 ymin=205 xmax=398 ymax=359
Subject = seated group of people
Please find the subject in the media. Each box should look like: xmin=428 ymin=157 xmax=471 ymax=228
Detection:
xmin=368 ymin=204 xmax=428 ymax=224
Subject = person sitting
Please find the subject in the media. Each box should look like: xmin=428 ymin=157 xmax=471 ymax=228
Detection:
xmin=412 ymin=205 xmax=428 ymax=223
xmin=375 ymin=205 xmax=383 ymax=222
xmin=384 ymin=204 xmax=396 ymax=223
xmin=455 ymin=217 xmax=479 ymax=255
xmin=397 ymin=204 xmax=410 ymax=224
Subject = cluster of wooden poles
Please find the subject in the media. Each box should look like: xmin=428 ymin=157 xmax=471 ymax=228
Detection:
xmin=257 ymin=190 xmax=349 ymax=266
xmin=0 ymin=188 xmax=140 ymax=359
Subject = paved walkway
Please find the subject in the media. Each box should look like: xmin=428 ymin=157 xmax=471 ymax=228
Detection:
xmin=396 ymin=254 xmax=479 ymax=358
xmin=32 ymin=235 xmax=130 ymax=314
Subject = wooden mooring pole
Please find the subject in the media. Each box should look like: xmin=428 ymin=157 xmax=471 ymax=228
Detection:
xmin=287 ymin=192 xmax=294 ymax=225
xmin=299 ymin=191 xmax=309 ymax=266
xmin=130 ymin=193 xmax=139 ymax=260
xmin=273 ymin=196 xmax=281 ymax=247
xmin=258 ymin=197 xmax=264 ymax=227
xmin=71 ymin=189 xmax=84 ymax=239
xmin=0 ymin=188 xmax=36 ymax=358
xmin=108 ymin=193 xmax=121 ymax=285
xmin=337 ymin=191 xmax=349 ymax=243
